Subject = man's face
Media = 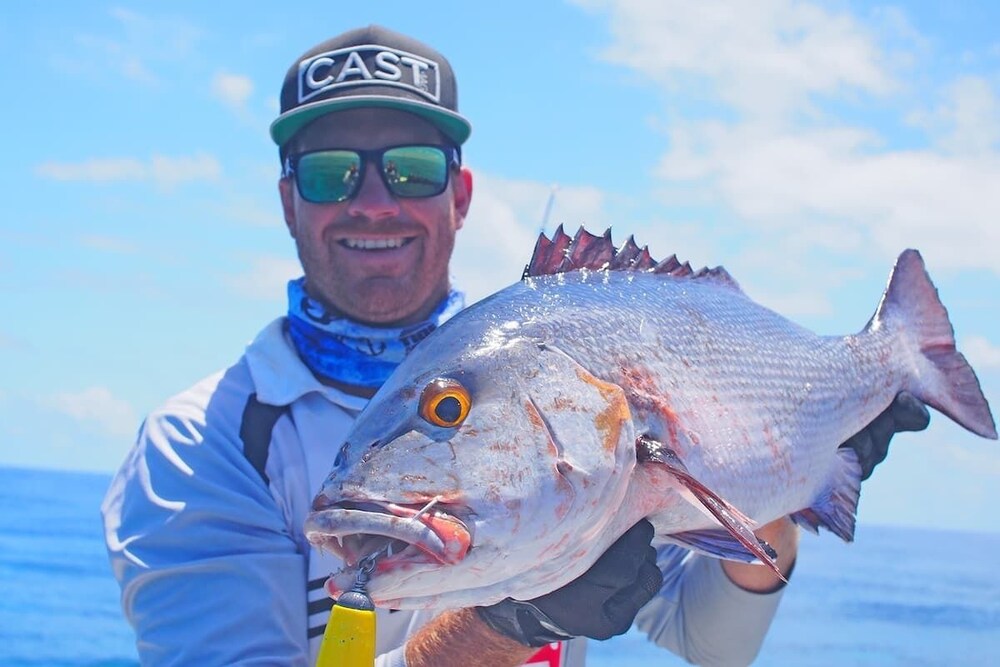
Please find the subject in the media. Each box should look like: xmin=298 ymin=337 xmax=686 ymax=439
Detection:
xmin=279 ymin=108 xmax=473 ymax=326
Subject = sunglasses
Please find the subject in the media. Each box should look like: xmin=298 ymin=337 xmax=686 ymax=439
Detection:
xmin=284 ymin=144 xmax=461 ymax=204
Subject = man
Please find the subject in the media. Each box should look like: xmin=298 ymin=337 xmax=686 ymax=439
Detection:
xmin=102 ymin=25 xmax=930 ymax=667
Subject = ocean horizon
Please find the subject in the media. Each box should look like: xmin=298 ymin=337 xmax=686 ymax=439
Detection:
xmin=2 ymin=465 xmax=998 ymax=666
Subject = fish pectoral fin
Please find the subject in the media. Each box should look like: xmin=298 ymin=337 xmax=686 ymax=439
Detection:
xmin=637 ymin=434 xmax=786 ymax=582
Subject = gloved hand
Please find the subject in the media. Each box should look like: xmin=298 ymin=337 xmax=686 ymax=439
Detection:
xmin=476 ymin=519 xmax=662 ymax=647
xmin=840 ymin=391 xmax=930 ymax=480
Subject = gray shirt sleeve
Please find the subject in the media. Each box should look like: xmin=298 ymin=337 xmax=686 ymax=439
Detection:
xmin=634 ymin=545 xmax=786 ymax=666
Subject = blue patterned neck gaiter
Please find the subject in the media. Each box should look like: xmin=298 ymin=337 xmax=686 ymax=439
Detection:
xmin=285 ymin=277 xmax=465 ymax=391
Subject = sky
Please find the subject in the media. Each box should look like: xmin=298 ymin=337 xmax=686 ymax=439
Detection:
xmin=0 ymin=1 xmax=998 ymax=533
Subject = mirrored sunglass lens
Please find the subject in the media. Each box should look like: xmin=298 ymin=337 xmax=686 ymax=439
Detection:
xmin=297 ymin=151 xmax=361 ymax=202
xmin=382 ymin=147 xmax=448 ymax=197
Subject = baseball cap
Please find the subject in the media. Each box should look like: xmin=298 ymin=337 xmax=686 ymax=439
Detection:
xmin=270 ymin=25 xmax=472 ymax=150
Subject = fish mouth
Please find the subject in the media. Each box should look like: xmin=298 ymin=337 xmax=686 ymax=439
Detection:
xmin=304 ymin=499 xmax=473 ymax=572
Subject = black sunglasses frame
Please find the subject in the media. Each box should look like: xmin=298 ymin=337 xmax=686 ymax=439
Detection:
xmin=283 ymin=144 xmax=461 ymax=204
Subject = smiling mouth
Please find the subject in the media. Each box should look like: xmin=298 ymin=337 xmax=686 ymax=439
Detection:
xmin=339 ymin=237 xmax=414 ymax=250
xmin=304 ymin=499 xmax=472 ymax=572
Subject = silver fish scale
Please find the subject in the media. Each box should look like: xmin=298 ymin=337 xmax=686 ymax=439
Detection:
xmin=450 ymin=269 xmax=902 ymax=527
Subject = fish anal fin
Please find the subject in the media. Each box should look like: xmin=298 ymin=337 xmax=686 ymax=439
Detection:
xmin=636 ymin=435 xmax=786 ymax=582
xmin=790 ymin=446 xmax=861 ymax=542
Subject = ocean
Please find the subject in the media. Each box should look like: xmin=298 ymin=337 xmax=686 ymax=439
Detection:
xmin=1 ymin=466 xmax=998 ymax=666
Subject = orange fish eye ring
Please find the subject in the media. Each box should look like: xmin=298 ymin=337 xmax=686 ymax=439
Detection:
xmin=419 ymin=378 xmax=471 ymax=428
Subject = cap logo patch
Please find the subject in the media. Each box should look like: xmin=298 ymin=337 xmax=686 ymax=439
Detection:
xmin=298 ymin=44 xmax=441 ymax=104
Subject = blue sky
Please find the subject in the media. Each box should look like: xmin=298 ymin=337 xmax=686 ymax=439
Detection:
xmin=0 ymin=1 xmax=997 ymax=533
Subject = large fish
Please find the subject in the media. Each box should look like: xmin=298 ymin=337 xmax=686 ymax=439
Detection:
xmin=306 ymin=227 xmax=996 ymax=609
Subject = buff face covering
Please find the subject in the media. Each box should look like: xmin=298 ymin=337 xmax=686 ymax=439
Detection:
xmin=286 ymin=277 xmax=465 ymax=390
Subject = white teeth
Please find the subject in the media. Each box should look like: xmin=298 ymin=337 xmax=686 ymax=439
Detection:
xmin=387 ymin=542 xmax=395 ymax=558
xmin=343 ymin=238 xmax=406 ymax=250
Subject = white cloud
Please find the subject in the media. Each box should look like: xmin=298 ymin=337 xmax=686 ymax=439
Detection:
xmin=108 ymin=7 xmax=200 ymax=56
xmin=909 ymin=75 xmax=1000 ymax=156
xmin=36 ymin=157 xmax=144 ymax=183
xmin=36 ymin=152 xmax=222 ymax=191
xmin=574 ymin=0 xmax=1000 ymax=287
xmin=150 ymin=153 xmax=222 ymax=190
xmin=266 ymin=95 xmax=281 ymax=115
xmin=576 ymin=0 xmax=896 ymax=119
xmin=69 ymin=33 xmax=158 ymax=85
xmin=216 ymin=198 xmax=284 ymax=228
xmin=0 ymin=331 xmax=24 ymax=350
xmin=210 ymin=72 xmax=273 ymax=130
xmin=63 ymin=7 xmax=202 ymax=85
xmin=79 ymin=235 xmax=138 ymax=254
xmin=963 ymin=335 xmax=1000 ymax=370
xmin=120 ymin=55 xmax=158 ymax=86
xmin=225 ymin=255 xmax=302 ymax=301
xmin=453 ymin=171 xmax=608 ymax=303
xmin=655 ymin=121 xmax=1000 ymax=272
xmin=203 ymin=160 xmax=284 ymax=228
xmin=212 ymin=71 xmax=255 ymax=114
xmin=45 ymin=386 xmax=139 ymax=438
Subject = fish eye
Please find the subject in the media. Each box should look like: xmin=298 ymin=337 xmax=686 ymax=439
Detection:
xmin=418 ymin=378 xmax=471 ymax=428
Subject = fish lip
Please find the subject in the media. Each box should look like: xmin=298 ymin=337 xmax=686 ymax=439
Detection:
xmin=304 ymin=499 xmax=473 ymax=570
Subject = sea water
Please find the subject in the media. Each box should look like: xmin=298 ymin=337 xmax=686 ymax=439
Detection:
xmin=2 ymin=466 xmax=998 ymax=666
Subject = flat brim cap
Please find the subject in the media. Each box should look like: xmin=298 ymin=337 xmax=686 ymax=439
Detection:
xmin=270 ymin=25 xmax=471 ymax=148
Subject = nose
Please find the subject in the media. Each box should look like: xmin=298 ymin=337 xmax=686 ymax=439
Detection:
xmin=347 ymin=160 xmax=400 ymax=221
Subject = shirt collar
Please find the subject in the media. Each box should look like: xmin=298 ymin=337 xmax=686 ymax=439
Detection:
xmin=244 ymin=318 xmax=370 ymax=412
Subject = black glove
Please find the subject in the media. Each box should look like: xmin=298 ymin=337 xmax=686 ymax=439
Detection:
xmin=476 ymin=519 xmax=663 ymax=647
xmin=840 ymin=391 xmax=930 ymax=480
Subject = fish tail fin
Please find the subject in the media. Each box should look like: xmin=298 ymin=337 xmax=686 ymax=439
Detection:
xmin=869 ymin=249 xmax=997 ymax=439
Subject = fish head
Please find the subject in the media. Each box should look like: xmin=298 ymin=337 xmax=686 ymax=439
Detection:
xmin=306 ymin=332 xmax=640 ymax=609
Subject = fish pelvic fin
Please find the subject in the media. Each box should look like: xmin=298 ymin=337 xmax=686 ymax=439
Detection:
xmin=637 ymin=435 xmax=786 ymax=581
xmin=522 ymin=225 xmax=743 ymax=292
xmin=790 ymin=447 xmax=861 ymax=542
xmin=870 ymin=250 xmax=997 ymax=439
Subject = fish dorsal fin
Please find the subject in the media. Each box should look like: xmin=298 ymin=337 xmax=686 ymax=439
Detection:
xmin=522 ymin=225 xmax=742 ymax=291
xmin=524 ymin=223 xmax=573 ymax=277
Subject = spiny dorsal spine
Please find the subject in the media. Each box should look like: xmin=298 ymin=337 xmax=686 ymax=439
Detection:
xmin=522 ymin=225 xmax=739 ymax=290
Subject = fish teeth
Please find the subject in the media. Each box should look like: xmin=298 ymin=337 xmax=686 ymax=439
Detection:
xmin=342 ymin=237 xmax=405 ymax=250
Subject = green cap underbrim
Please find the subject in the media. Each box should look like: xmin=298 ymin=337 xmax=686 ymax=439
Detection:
xmin=269 ymin=96 xmax=472 ymax=148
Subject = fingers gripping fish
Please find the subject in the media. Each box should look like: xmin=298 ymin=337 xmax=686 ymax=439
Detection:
xmin=305 ymin=226 xmax=996 ymax=610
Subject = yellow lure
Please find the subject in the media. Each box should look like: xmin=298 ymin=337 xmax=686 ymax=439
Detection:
xmin=315 ymin=504 xmax=433 ymax=666
xmin=316 ymin=588 xmax=377 ymax=667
